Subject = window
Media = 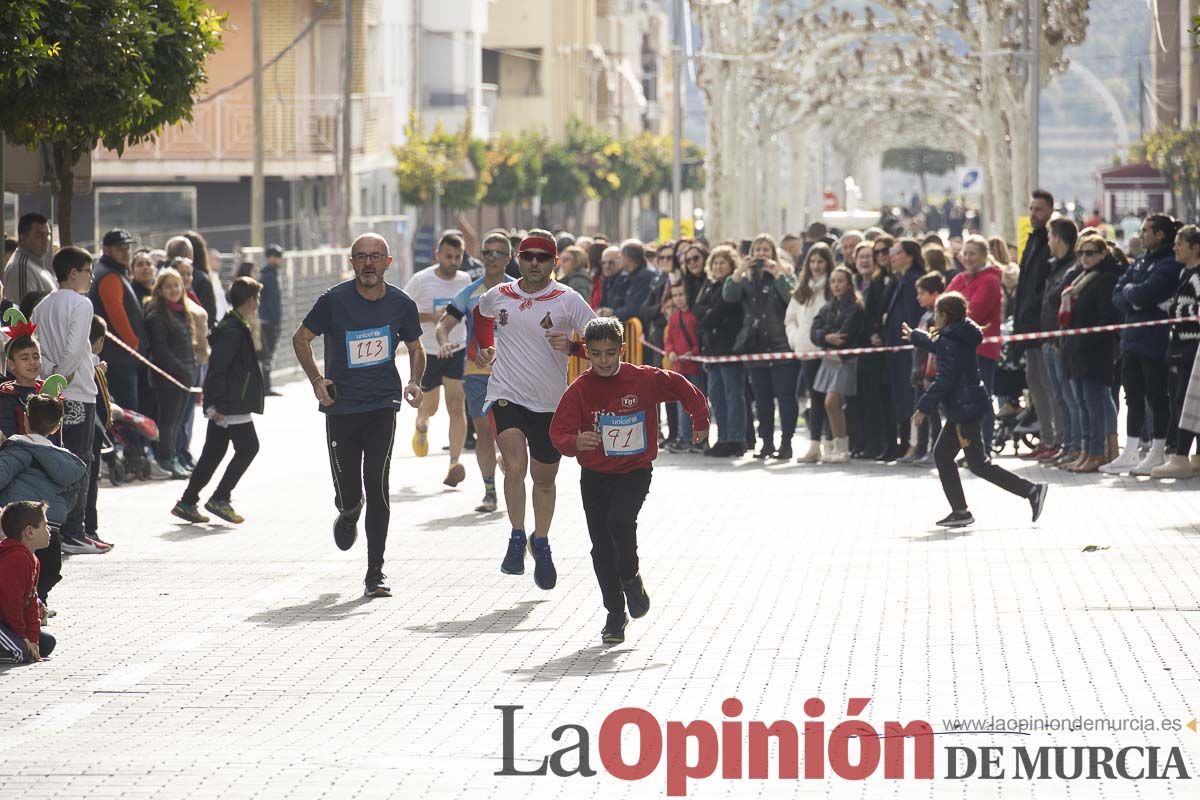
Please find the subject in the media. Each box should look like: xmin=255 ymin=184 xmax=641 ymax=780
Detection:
xmin=93 ymin=187 xmax=197 ymax=248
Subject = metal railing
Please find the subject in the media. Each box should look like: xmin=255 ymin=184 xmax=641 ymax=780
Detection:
xmin=92 ymin=94 xmax=395 ymax=162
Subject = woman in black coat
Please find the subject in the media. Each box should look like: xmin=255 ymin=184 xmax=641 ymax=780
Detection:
xmin=145 ymin=268 xmax=198 ymax=479
xmin=693 ymin=245 xmax=745 ymax=457
xmin=905 ymin=292 xmax=1047 ymax=529
xmin=855 ymin=239 xmax=896 ymax=459
xmin=809 ymin=265 xmax=867 ymax=462
xmin=1059 ymin=236 xmax=1122 ymax=472
xmin=172 ymin=278 xmax=265 ymax=525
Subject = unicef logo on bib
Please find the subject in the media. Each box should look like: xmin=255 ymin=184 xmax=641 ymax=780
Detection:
xmin=346 ymin=326 xmax=393 ymax=369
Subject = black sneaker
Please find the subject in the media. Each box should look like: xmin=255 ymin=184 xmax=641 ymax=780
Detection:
xmin=333 ymin=500 xmax=363 ymax=552
xmin=774 ymin=445 xmax=793 ymax=461
xmin=754 ymin=446 xmax=775 ymax=459
xmin=501 ymin=530 xmax=526 ymax=575
xmin=601 ymin=612 xmax=628 ymax=644
xmin=936 ymin=510 xmax=975 ymax=528
xmin=622 ymin=574 xmax=650 ymax=619
xmin=364 ymin=569 xmax=391 ymax=597
xmin=1028 ymin=482 xmax=1049 ymax=523
xmin=529 ymin=535 xmax=556 ymax=590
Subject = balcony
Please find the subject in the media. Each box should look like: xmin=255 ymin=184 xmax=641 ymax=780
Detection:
xmin=93 ymin=94 xmax=396 ymax=179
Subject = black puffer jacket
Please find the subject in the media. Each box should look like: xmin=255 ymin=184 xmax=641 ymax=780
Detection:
xmin=145 ymin=305 xmax=197 ymax=390
xmin=911 ymin=319 xmax=991 ymax=423
xmin=810 ymin=294 xmax=867 ymax=356
xmin=204 ymin=311 xmax=265 ymax=416
xmin=692 ymin=278 xmax=742 ymax=357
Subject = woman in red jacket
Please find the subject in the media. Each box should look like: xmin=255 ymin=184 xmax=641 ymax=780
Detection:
xmin=945 ymin=235 xmax=1003 ymax=450
xmin=550 ymin=317 xmax=708 ymax=645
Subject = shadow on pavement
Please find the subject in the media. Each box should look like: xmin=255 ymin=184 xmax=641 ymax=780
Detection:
xmin=159 ymin=523 xmax=237 ymax=540
xmin=506 ymin=645 xmax=669 ymax=682
xmin=417 ymin=511 xmax=505 ymax=530
xmin=247 ymin=593 xmax=373 ymax=627
xmin=389 ymin=485 xmax=445 ymax=504
xmin=405 ymin=599 xmax=551 ymax=638
xmin=905 ymin=528 xmax=975 ymax=543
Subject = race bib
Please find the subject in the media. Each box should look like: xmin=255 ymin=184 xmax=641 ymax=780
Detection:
xmin=346 ymin=326 xmax=392 ymax=368
xmin=599 ymin=411 xmax=647 ymax=457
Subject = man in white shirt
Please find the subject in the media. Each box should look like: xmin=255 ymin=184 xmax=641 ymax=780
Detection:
xmin=3 ymin=213 xmax=56 ymax=305
xmin=31 ymin=246 xmax=104 ymax=553
xmin=404 ymin=232 xmax=472 ymax=487
xmin=473 ymin=231 xmax=596 ymax=591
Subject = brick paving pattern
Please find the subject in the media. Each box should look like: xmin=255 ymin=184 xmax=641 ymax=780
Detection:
xmin=0 ymin=381 xmax=1197 ymax=798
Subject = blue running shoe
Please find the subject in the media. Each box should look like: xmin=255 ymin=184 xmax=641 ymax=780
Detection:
xmin=501 ymin=530 xmax=527 ymax=575
xmin=529 ymin=535 xmax=556 ymax=590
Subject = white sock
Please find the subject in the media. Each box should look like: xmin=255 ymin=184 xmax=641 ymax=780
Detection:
xmin=1151 ymin=438 xmax=1167 ymax=452
xmin=1125 ymin=436 xmax=1140 ymax=452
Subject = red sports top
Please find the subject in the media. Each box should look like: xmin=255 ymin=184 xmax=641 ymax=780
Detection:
xmin=550 ymin=362 xmax=709 ymax=474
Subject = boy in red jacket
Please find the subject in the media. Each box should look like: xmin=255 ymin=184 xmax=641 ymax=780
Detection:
xmin=0 ymin=501 xmax=56 ymax=663
xmin=663 ymin=280 xmax=706 ymax=452
xmin=550 ymin=317 xmax=709 ymax=644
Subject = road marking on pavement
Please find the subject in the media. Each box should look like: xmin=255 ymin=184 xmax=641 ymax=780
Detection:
xmin=94 ymin=662 xmax=165 ymax=691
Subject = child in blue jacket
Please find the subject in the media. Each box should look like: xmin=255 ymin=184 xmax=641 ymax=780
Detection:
xmin=904 ymin=292 xmax=1048 ymax=529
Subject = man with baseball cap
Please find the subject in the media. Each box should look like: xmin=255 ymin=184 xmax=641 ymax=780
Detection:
xmin=471 ymin=229 xmax=596 ymax=591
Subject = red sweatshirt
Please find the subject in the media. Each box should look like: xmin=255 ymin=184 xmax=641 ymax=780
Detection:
xmin=0 ymin=537 xmax=40 ymax=642
xmin=551 ymin=362 xmax=710 ymax=474
xmin=664 ymin=309 xmax=702 ymax=377
xmin=946 ymin=265 xmax=1002 ymax=362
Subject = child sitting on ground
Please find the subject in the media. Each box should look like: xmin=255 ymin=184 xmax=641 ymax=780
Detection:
xmin=0 ymin=395 xmax=87 ymax=608
xmin=0 ymin=500 xmax=57 ymax=663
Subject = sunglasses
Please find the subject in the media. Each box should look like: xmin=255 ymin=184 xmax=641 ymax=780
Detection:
xmin=685 ymin=255 xmax=703 ymax=264
xmin=520 ymin=252 xmax=554 ymax=264
xmin=482 ymin=249 xmax=509 ymax=259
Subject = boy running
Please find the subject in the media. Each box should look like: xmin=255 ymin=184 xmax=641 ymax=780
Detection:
xmin=550 ymin=317 xmax=709 ymax=644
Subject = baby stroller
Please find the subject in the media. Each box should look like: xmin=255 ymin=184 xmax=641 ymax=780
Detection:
xmin=104 ymin=402 xmax=160 ymax=485
xmin=991 ymin=319 xmax=1038 ymax=455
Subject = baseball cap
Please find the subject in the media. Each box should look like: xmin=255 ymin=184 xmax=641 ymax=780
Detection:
xmin=102 ymin=229 xmax=136 ymax=247
xmin=265 ymin=244 xmax=284 ymax=257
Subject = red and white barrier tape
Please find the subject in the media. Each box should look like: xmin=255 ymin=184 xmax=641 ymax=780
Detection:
xmin=639 ymin=315 xmax=1200 ymax=365
xmin=104 ymin=331 xmax=202 ymax=393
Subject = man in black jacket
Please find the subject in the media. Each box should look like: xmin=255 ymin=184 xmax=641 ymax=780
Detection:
xmin=1012 ymin=189 xmax=1058 ymax=456
xmin=259 ymin=245 xmax=284 ymax=396
xmin=610 ymin=239 xmax=658 ymax=323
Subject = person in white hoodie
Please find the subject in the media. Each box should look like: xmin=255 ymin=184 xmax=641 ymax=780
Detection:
xmin=30 ymin=247 xmax=104 ymax=554
xmin=785 ymin=243 xmax=834 ymax=463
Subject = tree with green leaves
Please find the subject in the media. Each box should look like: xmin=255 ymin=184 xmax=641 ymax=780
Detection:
xmin=483 ymin=131 xmax=543 ymax=226
xmin=0 ymin=0 xmax=225 ymax=244
xmin=1133 ymin=125 xmax=1200 ymax=221
xmin=395 ymin=116 xmax=488 ymax=214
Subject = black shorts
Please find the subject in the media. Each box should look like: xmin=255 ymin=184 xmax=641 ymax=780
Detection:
xmin=489 ymin=399 xmax=561 ymax=464
xmin=421 ymin=350 xmax=466 ymax=391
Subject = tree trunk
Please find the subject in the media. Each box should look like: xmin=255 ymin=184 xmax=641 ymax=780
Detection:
xmin=51 ymin=141 xmax=76 ymax=246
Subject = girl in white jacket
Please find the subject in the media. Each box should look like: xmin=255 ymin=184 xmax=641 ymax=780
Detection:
xmin=785 ymin=243 xmax=834 ymax=463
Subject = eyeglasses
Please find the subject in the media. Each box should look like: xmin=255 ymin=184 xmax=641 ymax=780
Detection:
xmin=351 ymin=252 xmax=387 ymax=264
xmin=482 ymin=249 xmax=509 ymax=259
xmin=520 ymin=252 xmax=554 ymax=264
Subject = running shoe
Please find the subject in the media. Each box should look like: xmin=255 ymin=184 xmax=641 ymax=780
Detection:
xmin=935 ymin=510 xmax=975 ymax=528
xmin=205 ymin=499 xmax=244 ymax=524
xmin=444 ymin=462 xmax=466 ymax=487
xmin=61 ymin=533 xmax=110 ymax=554
xmin=501 ymin=530 xmax=526 ymax=575
xmin=622 ymin=574 xmax=650 ymax=619
xmin=475 ymin=492 xmax=498 ymax=513
xmin=529 ymin=535 xmax=557 ymax=590
xmin=364 ymin=570 xmax=391 ymax=598
xmin=412 ymin=426 xmax=429 ymax=457
xmin=89 ymin=533 xmax=115 ymax=549
xmin=333 ymin=500 xmax=363 ymax=551
xmin=145 ymin=458 xmax=173 ymax=481
xmin=1028 ymin=483 xmax=1049 ymax=523
xmin=170 ymin=502 xmax=210 ymax=524
xmin=601 ymin=612 xmax=628 ymax=644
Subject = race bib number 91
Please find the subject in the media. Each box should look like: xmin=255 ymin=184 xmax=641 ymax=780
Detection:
xmin=599 ymin=411 xmax=647 ymax=457
xmin=346 ymin=326 xmax=392 ymax=368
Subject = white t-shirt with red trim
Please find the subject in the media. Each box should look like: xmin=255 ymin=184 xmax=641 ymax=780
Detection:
xmin=477 ymin=279 xmax=597 ymax=413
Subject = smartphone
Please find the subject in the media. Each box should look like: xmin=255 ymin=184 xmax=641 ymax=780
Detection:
xmin=738 ymin=239 xmax=752 ymax=256
xmin=752 ymin=259 xmax=764 ymax=270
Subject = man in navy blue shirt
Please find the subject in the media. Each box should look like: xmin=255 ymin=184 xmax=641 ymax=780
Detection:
xmin=258 ymin=244 xmax=285 ymax=396
xmin=292 ymin=233 xmax=426 ymax=597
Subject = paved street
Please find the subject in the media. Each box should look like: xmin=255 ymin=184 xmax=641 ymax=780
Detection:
xmin=1 ymin=377 xmax=1198 ymax=799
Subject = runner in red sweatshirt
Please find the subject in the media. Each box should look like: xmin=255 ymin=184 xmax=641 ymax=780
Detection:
xmin=550 ymin=317 xmax=709 ymax=644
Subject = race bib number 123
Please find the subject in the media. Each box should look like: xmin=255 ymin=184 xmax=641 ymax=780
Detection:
xmin=346 ymin=326 xmax=392 ymax=368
